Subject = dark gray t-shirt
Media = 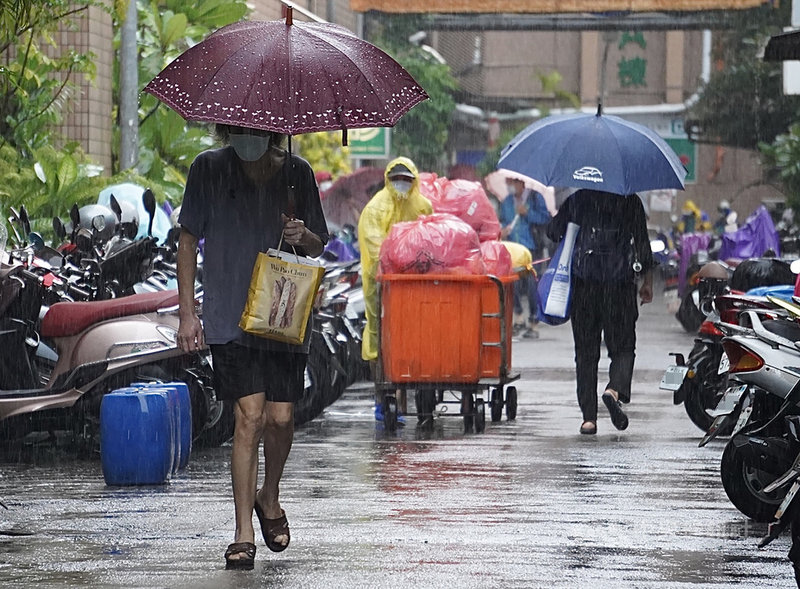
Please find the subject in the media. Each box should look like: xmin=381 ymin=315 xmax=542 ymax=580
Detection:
xmin=178 ymin=146 xmax=328 ymax=353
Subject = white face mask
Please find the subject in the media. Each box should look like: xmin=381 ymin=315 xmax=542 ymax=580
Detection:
xmin=230 ymin=133 xmax=270 ymax=162
xmin=391 ymin=179 xmax=413 ymax=197
xmin=319 ymin=180 xmax=333 ymax=192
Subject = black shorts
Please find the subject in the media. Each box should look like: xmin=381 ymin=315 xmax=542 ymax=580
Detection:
xmin=209 ymin=342 xmax=306 ymax=403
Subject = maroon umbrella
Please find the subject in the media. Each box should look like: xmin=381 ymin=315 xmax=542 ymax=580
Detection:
xmin=321 ymin=167 xmax=385 ymax=228
xmin=143 ymin=8 xmax=428 ymax=143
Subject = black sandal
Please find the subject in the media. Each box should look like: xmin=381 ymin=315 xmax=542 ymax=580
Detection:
xmin=580 ymin=420 xmax=597 ymax=435
xmin=602 ymin=391 xmax=629 ymax=431
xmin=254 ymin=499 xmax=291 ymax=553
xmin=224 ymin=542 xmax=256 ymax=570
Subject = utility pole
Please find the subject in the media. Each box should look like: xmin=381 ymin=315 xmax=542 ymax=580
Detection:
xmin=119 ymin=0 xmax=138 ymax=171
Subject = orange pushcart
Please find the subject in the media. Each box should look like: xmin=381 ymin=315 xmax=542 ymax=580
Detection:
xmin=376 ymin=273 xmax=520 ymax=432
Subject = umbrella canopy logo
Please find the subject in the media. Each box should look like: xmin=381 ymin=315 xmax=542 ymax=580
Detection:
xmin=572 ymin=167 xmax=603 ymax=184
xmin=497 ymin=105 xmax=686 ymax=195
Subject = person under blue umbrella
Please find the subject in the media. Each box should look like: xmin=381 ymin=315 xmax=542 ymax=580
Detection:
xmin=546 ymin=189 xmax=654 ymax=435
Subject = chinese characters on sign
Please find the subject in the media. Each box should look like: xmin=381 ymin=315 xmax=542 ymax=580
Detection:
xmin=618 ymin=31 xmax=647 ymax=88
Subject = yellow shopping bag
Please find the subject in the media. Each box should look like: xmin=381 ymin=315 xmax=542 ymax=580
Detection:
xmin=239 ymin=247 xmax=324 ymax=345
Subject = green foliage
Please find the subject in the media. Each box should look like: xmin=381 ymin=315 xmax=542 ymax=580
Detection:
xmin=760 ymin=124 xmax=800 ymax=211
xmin=368 ymin=14 xmax=458 ymax=174
xmin=111 ymin=0 xmax=248 ymax=194
xmin=688 ymin=2 xmax=800 ymax=150
xmin=0 ymin=1 xmax=100 ymax=152
xmin=0 ymin=143 xmax=108 ymax=240
xmin=293 ymin=132 xmax=352 ymax=179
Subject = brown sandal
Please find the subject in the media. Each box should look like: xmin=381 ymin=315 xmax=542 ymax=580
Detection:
xmin=224 ymin=542 xmax=256 ymax=570
xmin=254 ymin=499 xmax=290 ymax=553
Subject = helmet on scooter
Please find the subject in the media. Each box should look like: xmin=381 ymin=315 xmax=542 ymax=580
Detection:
xmin=697 ymin=262 xmax=730 ymax=315
xmin=73 ymin=204 xmax=118 ymax=242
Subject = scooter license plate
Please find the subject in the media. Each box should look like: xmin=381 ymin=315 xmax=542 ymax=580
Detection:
xmin=718 ymin=352 xmax=729 ymax=375
xmin=708 ymin=384 xmax=748 ymax=418
xmin=660 ymin=365 xmax=689 ymax=391
xmin=732 ymin=404 xmax=754 ymax=437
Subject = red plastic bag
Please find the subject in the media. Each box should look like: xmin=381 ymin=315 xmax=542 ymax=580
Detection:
xmin=424 ymin=178 xmax=501 ymax=242
xmin=480 ymin=240 xmax=514 ymax=276
xmin=379 ymin=213 xmax=486 ymax=275
xmin=417 ymin=172 xmax=447 ymax=204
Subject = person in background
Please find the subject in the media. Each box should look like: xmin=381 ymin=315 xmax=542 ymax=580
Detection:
xmin=499 ymin=177 xmax=551 ymax=338
xmin=177 ymin=124 xmax=328 ymax=570
xmin=547 ymin=189 xmax=654 ymax=436
xmin=358 ymin=157 xmax=433 ymax=422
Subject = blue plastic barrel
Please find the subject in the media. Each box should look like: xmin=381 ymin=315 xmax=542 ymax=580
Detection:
xmin=100 ymin=387 xmax=174 ymax=485
xmin=163 ymin=381 xmax=192 ymax=470
xmin=132 ymin=381 xmax=192 ymax=471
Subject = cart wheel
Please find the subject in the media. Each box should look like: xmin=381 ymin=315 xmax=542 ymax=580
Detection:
xmin=415 ymin=390 xmax=436 ymax=425
xmin=475 ymin=398 xmax=486 ymax=433
xmin=462 ymin=393 xmax=474 ymax=433
xmin=384 ymin=396 xmax=398 ymax=431
xmin=506 ymin=386 xmax=517 ymax=421
xmin=490 ymin=388 xmax=503 ymax=422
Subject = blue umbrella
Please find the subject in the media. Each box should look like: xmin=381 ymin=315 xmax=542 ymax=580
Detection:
xmin=497 ymin=106 xmax=687 ymax=195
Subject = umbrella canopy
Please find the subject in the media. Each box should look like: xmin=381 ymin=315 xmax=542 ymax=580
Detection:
xmin=321 ymin=167 xmax=386 ymax=229
xmin=764 ymin=29 xmax=800 ymax=61
xmin=143 ymin=9 xmax=428 ymax=139
xmin=484 ymin=169 xmax=557 ymax=215
xmin=497 ymin=106 xmax=687 ymax=195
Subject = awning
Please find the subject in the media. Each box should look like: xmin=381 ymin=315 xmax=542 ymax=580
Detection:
xmin=764 ymin=30 xmax=800 ymax=61
xmin=349 ymin=0 xmax=767 ymax=14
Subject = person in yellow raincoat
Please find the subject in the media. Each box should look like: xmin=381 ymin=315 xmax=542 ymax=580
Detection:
xmin=358 ymin=157 xmax=433 ymax=422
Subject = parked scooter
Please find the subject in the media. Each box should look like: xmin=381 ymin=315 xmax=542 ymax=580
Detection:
xmin=698 ymin=305 xmax=800 ymax=521
xmin=0 ymin=258 xmax=233 ymax=448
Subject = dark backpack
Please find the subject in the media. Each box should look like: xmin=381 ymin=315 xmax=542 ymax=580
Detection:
xmin=573 ymin=226 xmax=635 ymax=282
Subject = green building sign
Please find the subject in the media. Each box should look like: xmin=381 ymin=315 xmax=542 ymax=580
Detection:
xmin=348 ymin=128 xmax=391 ymax=159
xmin=664 ymin=137 xmax=696 ymax=184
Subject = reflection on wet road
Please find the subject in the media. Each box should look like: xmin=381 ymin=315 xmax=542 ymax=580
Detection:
xmin=0 ymin=383 xmax=793 ymax=588
xmin=0 ymin=301 xmax=795 ymax=588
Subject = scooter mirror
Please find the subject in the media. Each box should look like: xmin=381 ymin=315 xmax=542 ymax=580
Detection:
xmin=791 ymin=259 xmax=800 ymax=274
xmin=52 ymin=217 xmax=67 ymax=240
xmin=70 ymin=204 xmax=80 ymax=234
xmin=109 ymin=194 xmax=123 ymax=221
xmin=142 ymin=188 xmax=156 ymax=237
xmin=19 ymin=205 xmax=31 ymax=235
xmin=29 ymin=232 xmax=45 ymax=252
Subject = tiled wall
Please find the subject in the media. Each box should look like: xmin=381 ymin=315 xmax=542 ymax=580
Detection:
xmin=58 ymin=5 xmax=113 ymax=174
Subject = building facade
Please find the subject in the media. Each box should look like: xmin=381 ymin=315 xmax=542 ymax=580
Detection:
xmin=62 ymin=0 xmax=783 ymax=223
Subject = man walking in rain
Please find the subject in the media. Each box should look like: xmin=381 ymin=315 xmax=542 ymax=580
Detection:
xmin=177 ymin=124 xmax=328 ymax=569
xmin=358 ymin=157 xmax=432 ymax=422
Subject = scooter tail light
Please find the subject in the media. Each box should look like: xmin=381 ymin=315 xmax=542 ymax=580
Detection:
xmin=722 ymin=340 xmax=764 ymax=373
xmin=719 ymin=308 xmax=739 ymax=325
xmin=698 ymin=320 xmax=724 ymax=337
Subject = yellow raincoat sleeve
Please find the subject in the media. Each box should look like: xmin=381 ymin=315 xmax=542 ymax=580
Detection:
xmin=358 ymin=157 xmax=432 ymax=362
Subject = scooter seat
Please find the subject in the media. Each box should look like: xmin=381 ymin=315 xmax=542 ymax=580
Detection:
xmin=763 ymin=318 xmax=800 ymax=343
xmin=41 ymin=289 xmax=180 ymax=338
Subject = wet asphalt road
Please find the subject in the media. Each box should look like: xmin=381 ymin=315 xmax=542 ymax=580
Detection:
xmin=0 ymin=291 xmax=797 ymax=588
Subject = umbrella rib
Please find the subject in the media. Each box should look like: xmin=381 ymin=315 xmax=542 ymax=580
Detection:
xmin=302 ymin=27 xmax=424 ymax=126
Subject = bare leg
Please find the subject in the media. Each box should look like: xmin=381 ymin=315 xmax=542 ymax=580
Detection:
xmin=256 ymin=401 xmax=294 ymax=548
xmin=229 ymin=393 xmax=266 ymax=561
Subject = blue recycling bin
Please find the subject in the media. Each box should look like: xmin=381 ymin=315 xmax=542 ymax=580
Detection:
xmin=100 ymin=387 xmax=174 ymax=485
